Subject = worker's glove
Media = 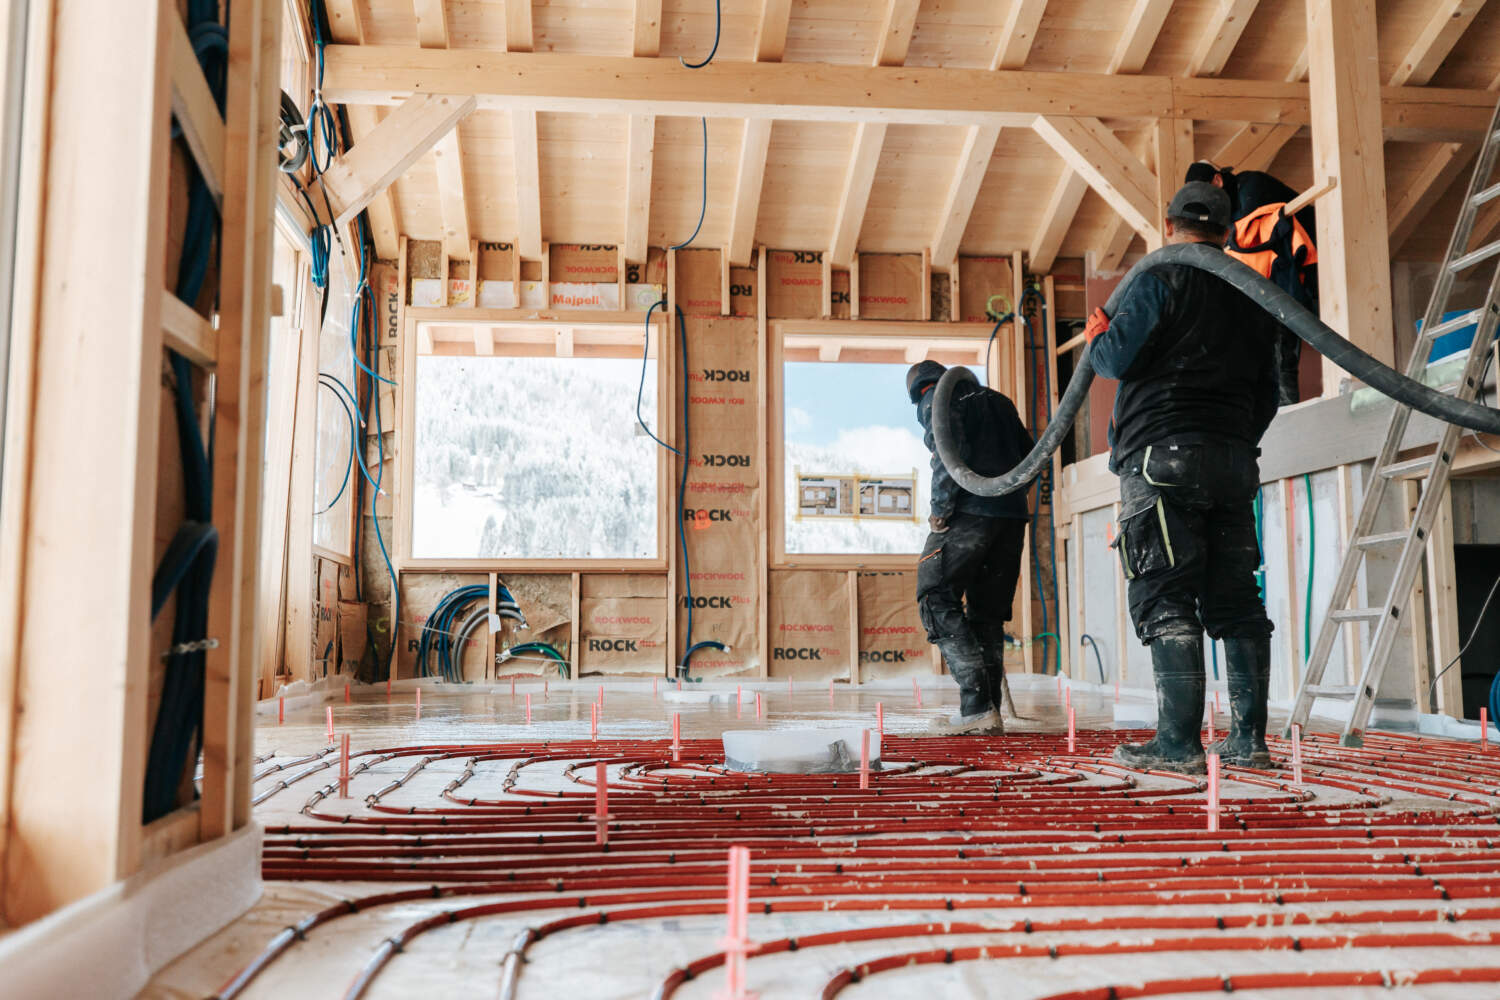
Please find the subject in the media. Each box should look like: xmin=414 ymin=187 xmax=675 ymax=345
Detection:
xmin=1084 ymin=307 xmax=1110 ymax=343
xmin=929 ymin=515 xmax=950 ymax=534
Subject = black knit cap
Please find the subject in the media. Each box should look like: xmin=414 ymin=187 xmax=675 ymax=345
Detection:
xmin=906 ymin=360 xmax=946 ymax=403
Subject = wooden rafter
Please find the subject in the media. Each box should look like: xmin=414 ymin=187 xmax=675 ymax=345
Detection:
xmin=1152 ymin=117 xmax=1195 ymax=228
xmin=1033 ymin=115 xmax=1159 ymax=242
xmin=992 ymin=0 xmax=1048 ymax=70
xmin=632 ymin=0 xmax=662 ymax=57
xmin=312 ymin=93 xmax=476 ymax=230
xmin=1187 ymin=0 xmax=1260 ymax=78
xmin=512 ymin=110 xmax=542 ymax=259
xmin=322 ymin=48 xmax=1500 ymax=141
xmin=506 ymin=0 xmax=534 ymax=52
xmin=875 ymin=0 xmax=922 ymax=67
xmin=1092 ymin=133 xmax=1156 ymax=272
xmin=624 ymin=114 xmax=655 ymax=263
xmin=1107 ymin=0 xmax=1172 ymax=75
xmin=756 ymin=0 xmax=792 ymax=61
xmin=414 ymin=0 xmax=471 ymax=260
xmin=1389 ymin=0 xmax=1487 ymax=87
xmin=729 ymin=119 xmax=771 ymax=267
xmin=1029 ymin=169 xmax=1089 ymax=273
xmin=1389 ymin=141 xmax=1475 ymax=254
xmin=1213 ymin=121 xmax=1298 ymax=170
xmin=931 ymin=124 xmax=1000 ymax=268
xmin=325 ymin=0 xmax=400 ymax=258
xmin=830 ymin=122 xmax=888 ymax=266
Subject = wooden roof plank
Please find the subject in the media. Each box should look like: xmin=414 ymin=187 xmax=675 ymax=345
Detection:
xmin=931 ymin=124 xmax=1001 ymax=268
xmin=1389 ymin=0 xmax=1488 ymax=87
xmin=1108 ymin=0 xmax=1173 ymax=75
xmin=830 ymin=122 xmax=888 ymax=266
xmin=729 ymin=119 xmax=771 ymax=267
xmin=1187 ymin=0 xmax=1261 ymax=78
xmin=992 ymin=0 xmax=1048 ymax=70
xmin=624 ymin=114 xmax=655 ymax=264
xmin=1029 ymin=168 xmax=1090 ymax=273
xmin=757 ymin=0 xmax=791 ymax=61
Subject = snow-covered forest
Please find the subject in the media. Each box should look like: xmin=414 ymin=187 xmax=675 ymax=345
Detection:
xmin=784 ymin=427 xmax=930 ymax=555
xmin=412 ymin=355 xmax=660 ymax=559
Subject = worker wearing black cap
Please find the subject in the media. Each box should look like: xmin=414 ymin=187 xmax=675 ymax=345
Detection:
xmin=1081 ymin=181 xmax=1281 ymax=774
xmin=906 ymin=360 xmax=1034 ymax=734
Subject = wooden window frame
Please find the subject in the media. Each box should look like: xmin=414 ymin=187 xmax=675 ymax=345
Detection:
xmin=397 ymin=308 xmax=672 ymax=572
xmin=769 ymin=318 xmax=1019 ymax=570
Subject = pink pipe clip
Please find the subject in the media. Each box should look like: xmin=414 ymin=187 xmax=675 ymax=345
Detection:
xmin=736 ymin=685 xmax=743 ymax=718
xmin=594 ymin=760 xmax=611 ymax=845
xmin=671 ymin=712 xmax=682 ymax=762
xmin=788 ymin=677 xmax=794 ymax=695
xmin=338 ymin=733 xmax=350 ymax=799
xmin=1067 ymin=705 xmax=1076 ymax=753
xmin=677 ymin=677 xmax=683 ymax=692
xmin=717 ymin=846 xmax=756 ymax=1000
xmin=326 ymin=706 xmax=334 ymax=743
xmin=598 ymin=684 xmax=604 ymax=708
xmin=828 ymin=679 xmax=835 ymax=706
xmin=859 ymin=729 xmax=870 ymax=790
xmin=1291 ymin=723 xmax=1304 ymax=785
xmin=525 ymin=692 xmax=532 ymax=725
xmin=1206 ymin=753 xmax=1220 ymax=833
xmin=278 ymin=696 xmax=284 ymax=725
xmin=591 ymin=702 xmax=598 ymax=740
xmin=754 ymin=692 xmax=763 ymax=720
xmin=415 ymin=688 xmax=421 ymax=718
xmin=1214 ymin=690 xmax=1221 ymax=715
xmin=876 ymin=701 xmax=884 ymax=736
xmin=1207 ymin=713 xmax=1215 ymax=746
xmin=1065 ymin=685 xmax=1070 ymax=713
xmin=344 ymin=682 xmax=351 ymax=704
xmin=1484 ymin=707 xmax=1490 ymax=752
xmin=912 ymin=678 xmax=922 ymax=708
xmin=653 ymin=677 xmax=659 ymax=697
xmin=1114 ymin=679 xmax=1120 ymax=703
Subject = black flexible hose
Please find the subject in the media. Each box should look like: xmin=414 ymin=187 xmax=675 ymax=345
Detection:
xmin=932 ymin=241 xmax=1500 ymax=496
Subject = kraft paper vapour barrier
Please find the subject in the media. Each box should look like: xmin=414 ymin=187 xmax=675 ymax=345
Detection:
xmin=675 ymin=248 xmax=723 ymax=317
xmin=766 ymin=250 xmax=825 ymax=318
xmin=549 ymin=244 xmax=619 ymax=284
xmin=856 ymin=570 xmax=935 ymax=682
xmin=958 ymin=256 xmax=1015 ymax=324
xmin=768 ymin=570 xmax=852 ymax=680
xmin=677 ymin=307 xmax=761 ymax=676
xmin=579 ymin=574 xmax=668 ymax=675
xmin=858 ymin=254 xmax=923 ymax=320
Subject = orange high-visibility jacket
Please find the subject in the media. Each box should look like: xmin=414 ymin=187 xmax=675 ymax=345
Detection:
xmin=1226 ymin=202 xmax=1317 ymax=278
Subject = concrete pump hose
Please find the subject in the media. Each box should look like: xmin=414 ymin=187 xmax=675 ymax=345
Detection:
xmin=932 ymin=240 xmax=1500 ymax=496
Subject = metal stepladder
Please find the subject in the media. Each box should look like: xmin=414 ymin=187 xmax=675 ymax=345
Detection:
xmin=1286 ymin=96 xmax=1500 ymax=746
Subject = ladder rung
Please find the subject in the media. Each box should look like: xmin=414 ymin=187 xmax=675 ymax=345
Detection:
xmin=1306 ymin=684 xmax=1358 ymax=699
xmin=1354 ymin=531 xmax=1409 ymax=548
xmin=1331 ymin=608 xmax=1384 ymax=623
xmin=1473 ymin=181 xmax=1500 ymax=208
xmin=1448 ymin=239 xmax=1500 ymax=273
xmin=1419 ymin=308 xmax=1484 ymax=342
xmin=1379 ymin=455 xmax=1436 ymax=479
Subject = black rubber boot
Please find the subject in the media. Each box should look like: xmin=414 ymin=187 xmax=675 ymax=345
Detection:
xmin=926 ymin=639 xmax=1002 ymax=735
xmin=1206 ymin=636 xmax=1272 ymax=766
xmin=975 ymin=627 xmax=1010 ymax=731
xmin=1113 ymin=635 xmax=1207 ymax=775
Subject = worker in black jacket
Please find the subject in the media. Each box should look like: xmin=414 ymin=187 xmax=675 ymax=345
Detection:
xmin=1083 ymin=181 xmax=1280 ymax=773
xmin=907 ymin=360 xmax=1034 ymax=735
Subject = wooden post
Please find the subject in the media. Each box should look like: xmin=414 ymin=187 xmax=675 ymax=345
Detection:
xmin=846 ymin=570 xmax=860 ymax=685
xmin=0 ymin=0 xmax=172 ymax=922
xmin=1426 ymin=486 xmax=1463 ymax=717
xmin=1305 ymin=0 xmax=1396 ymax=394
xmin=1402 ymin=479 xmax=1435 ymax=711
xmin=569 ymin=572 xmax=581 ymax=680
xmin=756 ymin=249 xmax=770 ymax=678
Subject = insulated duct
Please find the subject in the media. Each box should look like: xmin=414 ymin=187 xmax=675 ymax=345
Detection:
xmin=932 ymin=241 xmax=1500 ymax=496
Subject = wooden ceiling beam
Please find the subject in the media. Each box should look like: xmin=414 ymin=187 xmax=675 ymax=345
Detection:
xmin=506 ymin=0 xmax=534 ymax=52
xmin=1389 ymin=0 xmax=1487 ymax=87
xmin=1029 ymin=169 xmax=1090 ymax=273
xmin=875 ymin=0 xmax=922 ymax=67
xmin=1107 ymin=0 xmax=1173 ymax=75
xmin=931 ymin=124 xmax=1000 ymax=269
xmin=415 ymin=0 xmax=473 ymax=259
xmin=992 ymin=0 xmax=1048 ymax=70
xmin=325 ymin=0 xmax=400 ymax=257
xmin=729 ymin=119 xmax=771 ymax=267
xmin=512 ymin=109 xmax=542 ymax=259
xmin=313 ymin=93 xmax=475 ymax=230
xmin=1213 ymin=121 xmax=1297 ymax=170
xmin=830 ymin=123 xmax=888 ymax=267
xmin=1388 ymin=141 xmax=1475 ymax=254
xmin=756 ymin=0 xmax=792 ymax=62
xmin=632 ymin=0 xmax=662 ymax=57
xmin=321 ymin=48 xmax=1499 ymax=141
xmin=623 ymin=115 xmax=655 ymax=264
xmin=414 ymin=0 xmax=447 ymax=48
xmin=1186 ymin=0 xmax=1260 ymax=78
xmin=1033 ymin=115 xmax=1159 ymax=242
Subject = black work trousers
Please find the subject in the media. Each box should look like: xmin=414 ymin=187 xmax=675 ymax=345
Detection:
xmin=1114 ymin=440 xmax=1273 ymax=644
xmin=916 ymin=512 xmax=1027 ymax=716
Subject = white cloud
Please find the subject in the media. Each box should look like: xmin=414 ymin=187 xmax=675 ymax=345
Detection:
xmin=826 ymin=424 xmax=929 ymax=475
xmin=786 ymin=405 xmax=812 ymax=432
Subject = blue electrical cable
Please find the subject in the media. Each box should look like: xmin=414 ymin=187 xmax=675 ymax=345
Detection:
xmin=668 ymin=118 xmax=708 ymax=251
xmin=680 ymin=0 xmax=721 ymax=68
xmin=637 ymin=301 xmax=682 ymax=455
xmin=1079 ymin=633 xmax=1108 ymax=684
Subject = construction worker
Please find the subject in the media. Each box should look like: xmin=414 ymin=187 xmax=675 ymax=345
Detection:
xmin=1186 ymin=160 xmax=1318 ymax=404
xmin=1082 ymin=181 xmax=1281 ymax=773
xmin=907 ymin=360 xmax=1034 ymax=735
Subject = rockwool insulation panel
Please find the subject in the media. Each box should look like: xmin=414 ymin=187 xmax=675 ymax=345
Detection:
xmin=856 ymin=570 xmax=934 ymax=681
xmin=677 ymin=313 xmax=760 ymax=677
xmin=579 ymin=574 xmax=668 ymax=675
xmin=768 ymin=570 xmax=852 ymax=680
xmin=676 ymin=248 xmax=723 ymax=318
xmin=549 ymin=243 xmax=619 ymax=284
xmin=396 ymin=572 xmax=489 ymax=681
xmin=857 ymin=253 xmax=923 ymax=320
xmin=766 ymin=249 xmax=824 ymax=318
xmin=957 ymin=255 xmax=1014 ymax=324
xmin=729 ymin=264 xmax=757 ymax=317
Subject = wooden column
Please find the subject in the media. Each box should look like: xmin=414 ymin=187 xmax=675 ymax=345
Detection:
xmin=0 ymin=0 xmax=172 ymax=923
xmin=1152 ymin=118 xmax=1194 ymax=234
xmin=1305 ymin=0 xmax=1395 ymax=393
